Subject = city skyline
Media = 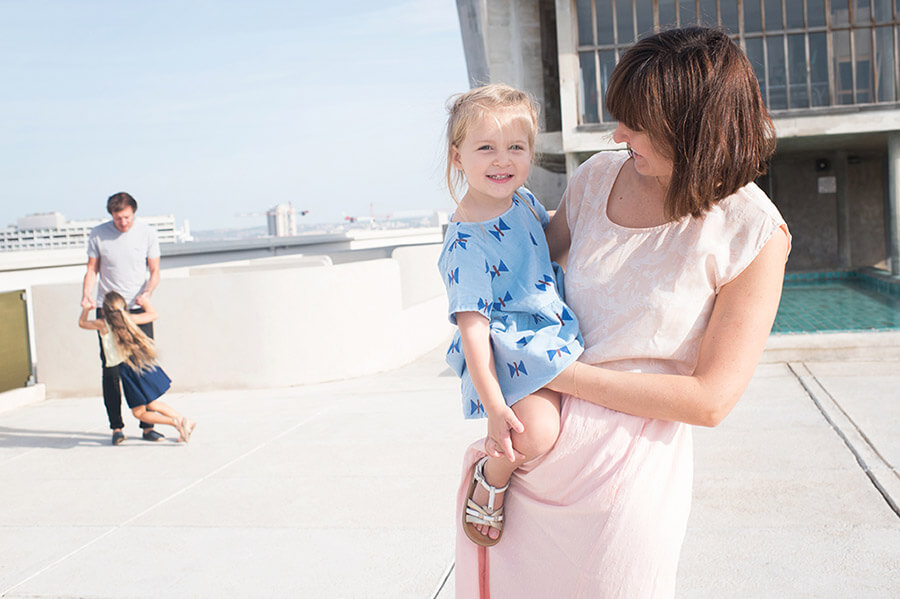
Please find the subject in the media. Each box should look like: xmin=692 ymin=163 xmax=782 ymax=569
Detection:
xmin=0 ymin=1 xmax=470 ymax=232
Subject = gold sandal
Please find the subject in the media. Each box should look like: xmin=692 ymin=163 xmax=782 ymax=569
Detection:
xmin=463 ymin=456 xmax=509 ymax=547
xmin=174 ymin=417 xmax=196 ymax=443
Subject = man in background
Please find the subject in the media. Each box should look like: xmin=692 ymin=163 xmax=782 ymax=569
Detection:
xmin=81 ymin=192 xmax=162 ymax=445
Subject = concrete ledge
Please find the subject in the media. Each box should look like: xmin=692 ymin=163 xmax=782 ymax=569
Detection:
xmin=188 ymin=254 xmax=333 ymax=275
xmin=762 ymin=331 xmax=900 ymax=362
xmin=0 ymin=384 xmax=45 ymax=414
xmin=31 ymin=245 xmax=452 ymax=397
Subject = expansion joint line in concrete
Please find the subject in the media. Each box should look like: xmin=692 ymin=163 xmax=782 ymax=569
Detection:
xmin=0 ymin=406 xmax=332 ymax=598
xmin=429 ymin=560 xmax=455 ymax=599
xmin=787 ymin=362 xmax=900 ymax=520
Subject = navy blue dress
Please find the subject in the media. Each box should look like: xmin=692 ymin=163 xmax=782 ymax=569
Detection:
xmin=119 ymin=364 xmax=171 ymax=409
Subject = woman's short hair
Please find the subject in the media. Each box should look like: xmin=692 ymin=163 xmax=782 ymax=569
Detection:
xmin=107 ymin=192 xmax=138 ymax=215
xmin=605 ymin=26 xmax=776 ymax=219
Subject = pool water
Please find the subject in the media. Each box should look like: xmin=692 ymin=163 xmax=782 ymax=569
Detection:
xmin=772 ymin=271 xmax=900 ymax=335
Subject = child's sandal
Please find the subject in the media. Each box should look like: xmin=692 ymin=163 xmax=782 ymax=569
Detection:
xmin=463 ymin=456 xmax=508 ymax=547
xmin=174 ymin=417 xmax=192 ymax=443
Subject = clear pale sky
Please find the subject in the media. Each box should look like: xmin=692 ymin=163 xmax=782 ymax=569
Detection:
xmin=0 ymin=0 xmax=470 ymax=231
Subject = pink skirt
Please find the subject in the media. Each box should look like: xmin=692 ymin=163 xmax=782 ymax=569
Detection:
xmin=455 ymin=395 xmax=693 ymax=598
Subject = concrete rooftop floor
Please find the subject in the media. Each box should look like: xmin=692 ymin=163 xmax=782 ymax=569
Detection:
xmin=0 ymin=343 xmax=898 ymax=598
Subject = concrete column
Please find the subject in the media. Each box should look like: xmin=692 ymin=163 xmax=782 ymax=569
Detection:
xmin=888 ymin=132 xmax=900 ymax=276
xmin=456 ymin=0 xmax=490 ymax=87
xmin=565 ymin=152 xmax=581 ymax=180
xmin=834 ymin=151 xmax=851 ymax=268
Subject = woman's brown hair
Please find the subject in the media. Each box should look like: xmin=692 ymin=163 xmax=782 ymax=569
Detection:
xmin=605 ymin=26 xmax=776 ymax=219
xmin=101 ymin=291 xmax=157 ymax=372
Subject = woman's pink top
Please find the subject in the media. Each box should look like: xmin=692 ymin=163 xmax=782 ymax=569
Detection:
xmin=566 ymin=150 xmax=789 ymax=375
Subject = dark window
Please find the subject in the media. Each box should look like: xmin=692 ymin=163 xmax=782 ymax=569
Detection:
xmin=573 ymin=0 xmax=900 ymax=125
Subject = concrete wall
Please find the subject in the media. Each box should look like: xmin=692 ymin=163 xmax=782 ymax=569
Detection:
xmin=31 ymin=244 xmax=452 ymax=398
xmin=770 ymin=150 xmax=887 ymax=271
xmin=458 ymin=0 xmax=544 ymax=102
xmin=484 ymin=1 xmax=543 ymax=96
xmin=456 ymin=0 xmax=568 ymax=208
xmin=527 ymin=163 xmax=568 ymax=210
xmin=847 ymin=155 xmax=889 ymax=268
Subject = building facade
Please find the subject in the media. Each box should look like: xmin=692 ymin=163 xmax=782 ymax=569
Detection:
xmin=0 ymin=212 xmax=192 ymax=251
xmin=456 ymin=0 xmax=900 ymax=274
xmin=267 ymin=204 xmax=298 ymax=237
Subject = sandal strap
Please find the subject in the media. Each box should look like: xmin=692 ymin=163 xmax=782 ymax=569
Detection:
xmin=473 ymin=456 xmax=509 ymax=512
xmin=465 ymin=499 xmax=504 ymax=529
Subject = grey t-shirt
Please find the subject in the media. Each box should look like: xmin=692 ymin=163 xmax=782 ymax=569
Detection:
xmin=87 ymin=220 xmax=160 ymax=308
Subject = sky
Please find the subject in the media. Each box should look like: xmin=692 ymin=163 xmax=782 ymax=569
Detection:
xmin=0 ymin=0 xmax=471 ymax=232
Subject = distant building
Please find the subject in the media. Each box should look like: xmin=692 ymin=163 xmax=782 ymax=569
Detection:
xmin=456 ymin=0 xmax=900 ymax=274
xmin=0 ymin=212 xmax=192 ymax=251
xmin=267 ymin=204 xmax=297 ymax=237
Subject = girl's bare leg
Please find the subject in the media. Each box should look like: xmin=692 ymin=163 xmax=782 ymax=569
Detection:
xmin=132 ymin=400 xmax=196 ymax=441
xmin=131 ymin=404 xmax=177 ymax=427
xmin=472 ymin=388 xmax=562 ymax=539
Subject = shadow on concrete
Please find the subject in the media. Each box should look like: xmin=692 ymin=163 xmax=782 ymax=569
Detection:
xmin=0 ymin=426 xmax=117 ymax=449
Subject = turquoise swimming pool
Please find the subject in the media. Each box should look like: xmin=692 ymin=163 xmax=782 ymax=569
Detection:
xmin=772 ymin=270 xmax=900 ymax=335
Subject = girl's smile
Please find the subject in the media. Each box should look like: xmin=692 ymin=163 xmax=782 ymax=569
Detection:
xmin=451 ymin=110 xmax=533 ymax=213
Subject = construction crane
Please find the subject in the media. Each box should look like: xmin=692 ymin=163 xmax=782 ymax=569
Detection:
xmin=235 ymin=205 xmax=309 ymax=218
xmin=344 ymin=202 xmax=390 ymax=224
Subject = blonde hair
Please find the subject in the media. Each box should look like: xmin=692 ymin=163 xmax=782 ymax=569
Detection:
xmin=444 ymin=83 xmax=540 ymax=207
xmin=101 ymin=291 xmax=157 ymax=372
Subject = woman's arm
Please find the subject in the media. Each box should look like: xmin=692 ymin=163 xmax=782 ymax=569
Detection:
xmin=457 ymin=311 xmax=525 ymax=460
xmin=548 ymin=229 xmax=789 ymax=427
xmin=545 ymin=197 xmax=571 ymax=267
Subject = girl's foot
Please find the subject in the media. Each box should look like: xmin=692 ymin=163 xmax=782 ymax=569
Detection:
xmin=463 ymin=457 xmax=509 ymax=546
xmin=183 ymin=419 xmax=196 ymax=442
xmin=174 ymin=417 xmax=195 ymax=443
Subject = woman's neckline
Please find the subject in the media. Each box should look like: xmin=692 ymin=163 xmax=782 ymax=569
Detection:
xmin=603 ymin=153 xmax=682 ymax=232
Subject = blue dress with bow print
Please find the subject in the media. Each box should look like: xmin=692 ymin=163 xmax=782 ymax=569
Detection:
xmin=438 ymin=188 xmax=584 ymax=419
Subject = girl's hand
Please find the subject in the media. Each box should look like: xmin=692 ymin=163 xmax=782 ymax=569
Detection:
xmin=485 ymin=406 xmax=525 ymax=463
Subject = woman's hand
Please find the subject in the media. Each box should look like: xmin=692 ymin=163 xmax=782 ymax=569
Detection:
xmin=485 ymin=405 xmax=525 ymax=462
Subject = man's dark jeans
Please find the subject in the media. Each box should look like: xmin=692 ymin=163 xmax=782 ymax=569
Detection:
xmin=97 ymin=307 xmax=154 ymax=430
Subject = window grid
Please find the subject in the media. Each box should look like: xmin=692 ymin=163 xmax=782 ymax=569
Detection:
xmin=574 ymin=0 xmax=900 ymax=125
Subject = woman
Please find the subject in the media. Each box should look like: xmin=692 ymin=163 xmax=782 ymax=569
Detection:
xmin=454 ymin=26 xmax=791 ymax=598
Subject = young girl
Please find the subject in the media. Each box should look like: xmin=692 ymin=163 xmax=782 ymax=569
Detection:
xmin=79 ymin=292 xmax=196 ymax=443
xmin=439 ymin=84 xmax=583 ymax=546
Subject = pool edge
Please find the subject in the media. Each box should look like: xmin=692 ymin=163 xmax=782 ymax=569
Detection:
xmin=762 ymin=330 xmax=900 ymax=362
